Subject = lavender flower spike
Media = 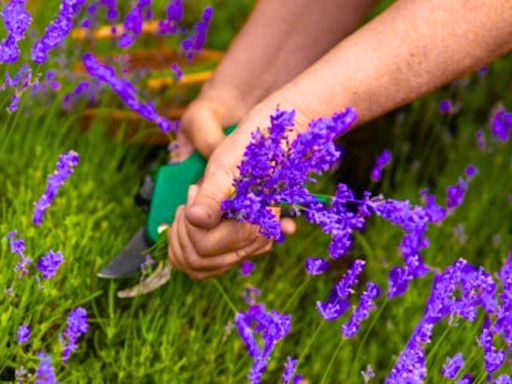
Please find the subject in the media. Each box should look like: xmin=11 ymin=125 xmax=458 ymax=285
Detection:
xmin=341 ymin=282 xmax=381 ymax=338
xmin=83 ymin=53 xmax=176 ymax=134
xmin=441 ymin=353 xmax=464 ymax=379
xmin=282 ymin=356 xmax=302 ymax=384
xmin=182 ymin=6 xmax=213 ymax=59
xmin=33 ymin=150 xmax=79 ymax=226
xmin=0 ymin=0 xmax=32 ymax=63
xmin=35 ymin=353 xmax=59 ymax=384
xmin=370 ymin=149 xmax=392 ymax=182
xmin=37 ymin=250 xmax=64 ymax=279
xmin=305 ymin=257 xmax=330 ymax=276
xmin=32 ymin=0 xmax=86 ymax=64
xmin=489 ymin=106 xmax=512 ymax=143
xmin=60 ymin=307 xmax=88 ymax=362
xmin=6 ymin=231 xmax=32 ymax=278
xmin=17 ymin=325 xmax=30 ymax=345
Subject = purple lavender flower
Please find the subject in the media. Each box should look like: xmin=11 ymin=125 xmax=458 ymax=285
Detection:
xmin=181 ymin=6 xmax=213 ymax=59
xmin=446 ymin=178 xmax=468 ymax=210
xmin=60 ymin=307 xmax=88 ymax=362
xmin=475 ymin=130 xmax=486 ymax=151
xmin=33 ymin=150 xmax=80 ymax=226
xmin=456 ymin=374 xmax=472 ymax=384
xmin=361 ymin=365 xmax=375 ymax=383
xmin=35 ymin=353 xmax=58 ymax=384
xmin=441 ymin=353 xmax=464 ymax=379
xmin=100 ymin=0 xmax=118 ymax=21
xmin=15 ymin=366 xmax=28 ymax=383
xmin=235 ymin=304 xmax=291 ymax=384
xmin=32 ymin=0 xmax=86 ymax=64
xmin=83 ymin=53 xmax=176 ymax=134
xmin=6 ymin=231 xmax=32 ymax=278
xmin=464 ymin=165 xmax=477 ymax=179
xmin=496 ymin=375 xmax=512 ymax=384
xmin=304 ymin=257 xmax=330 ymax=275
xmin=439 ymin=99 xmax=453 ymax=114
xmin=489 ymin=106 xmax=512 ymax=143
xmin=241 ymin=286 xmax=261 ymax=305
xmin=282 ymin=356 xmax=301 ymax=384
xmin=341 ymin=282 xmax=380 ymax=338
xmin=118 ymin=0 xmax=152 ymax=48
xmin=0 ymin=0 xmax=32 ymax=63
xmin=159 ymin=0 xmax=182 ymax=34
xmin=170 ymin=63 xmax=183 ymax=80
xmin=17 ymin=325 xmax=30 ymax=345
xmin=240 ymin=260 xmax=255 ymax=277
xmin=37 ymin=250 xmax=64 ymax=279
xmin=479 ymin=317 xmax=505 ymax=374
xmin=370 ymin=149 xmax=392 ymax=182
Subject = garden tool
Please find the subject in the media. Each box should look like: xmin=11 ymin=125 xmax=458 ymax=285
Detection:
xmin=97 ymin=125 xmax=237 ymax=297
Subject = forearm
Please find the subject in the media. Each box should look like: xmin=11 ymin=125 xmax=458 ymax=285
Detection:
xmin=200 ymin=0 xmax=376 ymax=116
xmin=256 ymin=0 xmax=512 ymax=130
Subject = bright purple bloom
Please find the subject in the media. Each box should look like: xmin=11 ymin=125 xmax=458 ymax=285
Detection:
xmin=83 ymin=53 xmax=176 ymax=133
xmin=240 ymin=260 xmax=255 ymax=277
xmin=441 ymin=353 xmax=464 ymax=379
xmin=159 ymin=0 xmax=182 ymax=34
xmin=479 ymin=317 xmax=505 ymax=374
xmin=170 ymin=62 xmax=183 ymax=80
xmin=282 ymin=356 xmax=301 ymax=384
xmin=304 ymin=257 xmax=330 ymax=275
xmin=32 ymin=0 xmax=86 ymax=64
xmin=464 ymin=165 xmax=477 ymax=179
xmin=342 ymin=282 xmax=380 ymax=338
xmin=6 ymin=231 xmax=32 ymax=278
xmin=118 ymin=0 xmax=152 ymax=48
xmin=17 ymin=325 xmax=30 ymax=345
xmin=235 ymin=304 xmax=291 ymax=384
xmin=181 ymin=6 xmax=213 ymax=59
xmin=37 ymin=250 xmax=64 ymax=279
xmin=370 ymin=149 xmax=392 ymax=182
xmin=496 ymin=375 xmax=512 ymax=384
xmin=446 ymin=178 xmax=468 ymax=210
xmin=33 ymin=150 xmax=80 ymax=226
xmin=60 ymin=307 xmax=88 ymax=362
xmin=35 ymin=353 xmax=58 ymax=384
xmin=489 ymin=106 xmax=512 ymax=143
xmin=439 ymin=99 xmax=453 ymax=114
xmin=0 ymin=0 xmax=32 ymax=63
xmin=456 ymin=374 xmax=472 ymax=384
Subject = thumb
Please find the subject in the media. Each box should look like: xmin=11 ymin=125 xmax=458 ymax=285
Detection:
xmin=185 ymin=159 xmax=235 ymax=229
xmin=181 ymin=104 xmax=226 ymax=158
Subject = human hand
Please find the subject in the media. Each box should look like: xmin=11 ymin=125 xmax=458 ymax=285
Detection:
xmin=168 ymin=110 xmax=297 ymax=279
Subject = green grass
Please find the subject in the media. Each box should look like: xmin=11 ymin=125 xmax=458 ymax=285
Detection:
xmin=1 ymin=1 xmax=512 ymax=383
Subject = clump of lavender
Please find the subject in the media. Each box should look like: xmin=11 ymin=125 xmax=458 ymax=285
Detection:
xmin=83 ymin=53 xmax=177 ymax=134
xmin=32 ymin=0 xmax=86 ymax=64
xmin=441 ymin=353 xmax=464 ymax=379
xmin=6 ymin=231 xmax=32 ymax=278
xmin=282 ymin=356 xmax=302 ymax=384
xmin=159 ymin=0 xmax=183 ymax=34
xmin=235 ymin=304 xmax=291 ymax=384
xmin=370 ymin=149 xmax=392 ymax=182
xmin=17 ymin=325 xmax=30 ymax=345
xmin=341 ymin=281 xmax=381 ymax=338
xmin=35 ymin=353 xmax=58 ymax=384
xmin=37 ymin=250 xmax=64 ymax=279
xmin=33 ymin=150 xmax=80 ymax=226
xmin=60 ymin=307 xmax=88 ymax=362
xmin=181 ymin=6 xmax=213 ymax=59
xmin=0 ymin=0 xmax=32 ymax=64
xmin=489 ymin=105 xmax=512 ymax=143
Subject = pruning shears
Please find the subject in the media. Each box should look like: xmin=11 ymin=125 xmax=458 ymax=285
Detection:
xmin=97 ymin=125 xmax=237 ymax=297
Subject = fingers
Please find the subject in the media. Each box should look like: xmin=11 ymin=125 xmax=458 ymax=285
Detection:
xmin=280 ymin=217 xmax=297 ymax=235
xmin=168 ymin=204 xmax=273 ymax=279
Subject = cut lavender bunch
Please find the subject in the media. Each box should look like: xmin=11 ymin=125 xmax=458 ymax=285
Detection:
xmin=83 ymin=53 xmax=176 ymax=134
xmin=0 ymin=0 xmax=32 ymax=64
xmin=33 ymin=150 xmax=80 ymax=226
xmin=370 ymin=149 xmax=392 ymax=182
xmin=32 ymin=0 xmax=86 ymax=65
xmin=235 ymin=304 xmax=291 ymax=384
xmin=60 ymin=307 xmax=88 ymax=363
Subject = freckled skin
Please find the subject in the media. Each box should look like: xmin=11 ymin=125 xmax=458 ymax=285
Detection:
xmin=169 ymin=0 xmax=512 ymax=278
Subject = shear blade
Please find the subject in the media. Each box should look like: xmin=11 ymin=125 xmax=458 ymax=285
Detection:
xmin=97 ymin=228 xmax=150 ymax=279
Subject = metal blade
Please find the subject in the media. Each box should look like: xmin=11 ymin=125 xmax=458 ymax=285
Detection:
xmin=97 ymin=228 xmax=151 ymax=279
xmin=117 ymin=261 xmax=172 ymax=298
